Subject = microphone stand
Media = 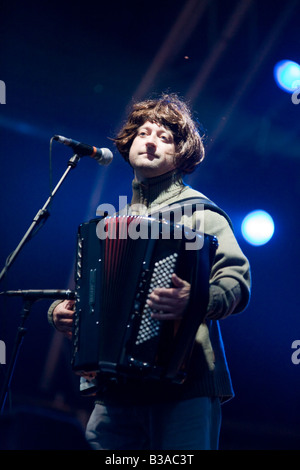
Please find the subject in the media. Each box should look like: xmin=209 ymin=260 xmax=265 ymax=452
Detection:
xmin=0 ymin=153 xmax=80 ymax=414
xmin=0 ymin=153 xmax=80 ymax=283
xmin=0 ymin=291 xmax=75 ymax=414
xmin=0 ymin=296 xmax=34 ymax=414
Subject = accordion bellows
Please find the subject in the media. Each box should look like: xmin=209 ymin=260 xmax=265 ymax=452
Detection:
xmin=71 ymin=216 xmax=218 ymax=384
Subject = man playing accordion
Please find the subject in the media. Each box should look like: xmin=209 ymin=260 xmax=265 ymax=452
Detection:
xmin=48 ymin=94 xmax=251 ymax=450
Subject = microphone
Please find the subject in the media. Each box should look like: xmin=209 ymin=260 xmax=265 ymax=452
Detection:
xmin=53 ymin=135 xmax=113 ymax=166
xmin=1 ymin=289 xmax=76 ymax=300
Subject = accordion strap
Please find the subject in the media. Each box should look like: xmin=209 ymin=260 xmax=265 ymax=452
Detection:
xmin=151 ymin=196 xmax=234 ymax=231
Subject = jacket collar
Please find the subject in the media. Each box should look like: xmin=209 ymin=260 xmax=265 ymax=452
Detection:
xmin=131 ymin=170 xmax=186 ymax=209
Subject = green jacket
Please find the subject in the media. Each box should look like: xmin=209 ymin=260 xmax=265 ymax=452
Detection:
xmin=48 ymin=170 xmax=251 ymax=404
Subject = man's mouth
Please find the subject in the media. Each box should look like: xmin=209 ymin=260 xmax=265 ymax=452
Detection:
xmin=141 ymin=151 xmax=158 ymax=158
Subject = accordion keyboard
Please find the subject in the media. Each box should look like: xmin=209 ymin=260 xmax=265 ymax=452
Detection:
xmin=135 ymin=252 xmax=178 ymax=345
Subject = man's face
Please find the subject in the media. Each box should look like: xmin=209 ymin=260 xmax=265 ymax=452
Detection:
xmin=129 ymin=121 xmax=176 ymax=181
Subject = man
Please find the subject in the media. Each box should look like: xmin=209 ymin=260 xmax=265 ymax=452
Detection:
xmin=48 ymin=94 xmax=251 ymax=450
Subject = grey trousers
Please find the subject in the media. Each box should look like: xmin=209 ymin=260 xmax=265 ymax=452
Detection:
xmin=85 ymin=396 xmax=221 ymax=450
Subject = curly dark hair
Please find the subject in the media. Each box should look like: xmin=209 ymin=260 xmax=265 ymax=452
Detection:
xmin=113 ymin=93 xmax=205 ymax=174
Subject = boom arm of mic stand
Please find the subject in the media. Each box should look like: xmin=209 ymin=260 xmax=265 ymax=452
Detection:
xmin=0 ymin=154 xmax=81 ymax=283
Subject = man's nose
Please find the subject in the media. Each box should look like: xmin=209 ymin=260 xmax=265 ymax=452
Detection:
xmin=145 ymin=135 xmax=157 ymax=147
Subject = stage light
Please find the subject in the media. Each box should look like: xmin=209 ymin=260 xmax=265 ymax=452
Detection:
xmin=241 ymin=210 xmax=275 ymax=246
xmin=274 ymin=60 xmax=300 ymax=93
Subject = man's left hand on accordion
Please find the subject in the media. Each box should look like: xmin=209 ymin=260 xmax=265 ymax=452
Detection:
xmin=146 ymin=273 xmax=191 ymax=321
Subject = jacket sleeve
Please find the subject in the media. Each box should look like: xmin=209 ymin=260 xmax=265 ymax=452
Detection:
xmin=200 ymin=209 xmax=251 ymax=320
xmin=47 ymin=299 xmax=63 ymax=328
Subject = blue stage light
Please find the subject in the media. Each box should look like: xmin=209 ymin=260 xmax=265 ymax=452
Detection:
xmin=274 ymin=60 xmax=300 ymax=93
xmin=241 ymin=210 xmax=275 ymax=246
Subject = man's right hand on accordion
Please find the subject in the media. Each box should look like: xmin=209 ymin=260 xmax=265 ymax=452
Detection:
xmin=52 ymin=299 xmax=75 ymax=339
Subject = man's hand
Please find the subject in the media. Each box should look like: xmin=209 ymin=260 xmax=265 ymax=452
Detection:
xmin=53 ymin=299 xmax=75 ymax=339
xmin=146 ymin=273 xmax=190 ymax=320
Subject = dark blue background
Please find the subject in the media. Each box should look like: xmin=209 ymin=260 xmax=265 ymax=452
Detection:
xmin=0 ymin=0 xmax=299 ymax=449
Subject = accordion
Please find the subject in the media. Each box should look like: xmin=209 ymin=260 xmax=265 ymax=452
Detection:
xmin=71 ymin=215 xmax=218 ymax=384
